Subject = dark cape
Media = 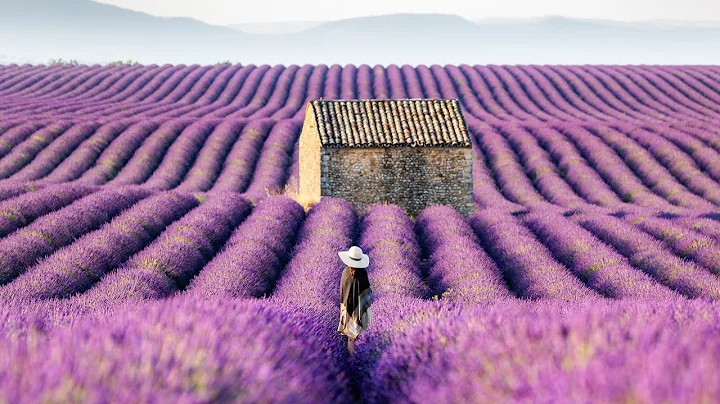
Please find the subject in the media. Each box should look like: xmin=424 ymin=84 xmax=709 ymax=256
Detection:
xmin=339 ymin=266 xmax=373 ymax=330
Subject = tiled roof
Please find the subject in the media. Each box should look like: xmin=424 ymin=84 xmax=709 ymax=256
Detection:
xmin=309 ymin=99 xmax=471 ymax=148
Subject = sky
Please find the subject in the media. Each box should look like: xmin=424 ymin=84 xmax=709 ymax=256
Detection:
xmin=94 ymin=0 xmax=720 ymax=26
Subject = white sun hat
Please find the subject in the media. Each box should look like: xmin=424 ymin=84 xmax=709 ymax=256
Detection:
xmin=338 ymin=246 xmax=369 ymax=268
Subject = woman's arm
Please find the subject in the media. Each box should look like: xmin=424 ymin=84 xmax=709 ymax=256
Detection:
xmin=339 ymin=267 xmax=348 ymax=304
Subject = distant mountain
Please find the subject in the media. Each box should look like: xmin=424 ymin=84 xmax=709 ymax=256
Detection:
xmin=302 ymin=13 xmax=479 ymax=36
xmin=0 ymin=0 xmax=247 ymax=64
xmin=279 ymin=14 xmax=488 ymax=64
xmin=1 ymin=1 xmax=719 ymax=65
xmin=227 ymin=21 xmax=324 ymax=35
xmin=290 ymin=13 xmax=720 ymax=65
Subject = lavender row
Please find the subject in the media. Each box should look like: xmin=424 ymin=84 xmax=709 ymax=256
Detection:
xmin=621 ymin=213 xmax=720 ymax=276
xmin=644 ymin=123 xmax=720 ymax=186
xmin=228 ymin=65 xmax=300 ymax=118
xmin=574 ymin=213 xmax=720 ymax=299
xmin=107 ymin=119 xmax=193 ymax=185
xmin=250 ymin=64 xmax=309 ymax=119
xmin=415 ymin=205 xmax=512 ymax=303
xmin=159 ymin=65 xmax=250 ymax=118
xmin=243 ymin=120 xmax=301 ymax=201
xmin=0 ymin=122 xmax=74 ymax=179
xmin=521 ymin=210 xmax=680 ymax=299
xmin=10 ymin=122 xmax=102 ymax=181
xmin=669 ymin=213 xmax=720 ymax=243
xmin=269 ymin=197 xmax=358 ymax=395
xmin=174 ymin=120 xmax=247 ymax=191
xmin=0 ymin=191 xmax=198 ymax=302
xmin=39 ymin=120 xmax=139 ymax=183
xmin=0 ymin=181 xmax=45 ymax=203
xmin=521 ymin=124 xmax=627 ymax=208
xmin=79 ymin=192 xmax=253 ymax=305
xmin=553 ymin=123 xmax=681 ymax=211
xmin=4 ymin=65 xmax=720 ymax=123
xmin=466 ymin=124 xmax=525 ymax=211
xmin=202 ymin=65 xmax=272 ymax=119
xmin=470 ymin=208 xmax=601 ymax=300
xmin=0 ymin=186 xmax=151 ymax=286
xmin=142 ymin=119 xmax=219 ymax=189
xmin=469 ymin=123 xmax=553 ymax=208
xmin=271 ymin=197 xmax=357 ymax=306
xmin=587 ymin=124 xmax=718 ymax=209
xmin=0 ymin=122 xmax=47 ymax=160
xmin=368 ymin=300 xmax=720 ymax=403
xmin=210 ymin=119 xmax=275 ymax=192
xmin=186 ymin=196 xmax=304 ymax=298
xmin=0 ymin=298 xmax=351 ymax=403
xmin=75 ymin=120 xmax=160 ymax=184
xmin=350 ymin=203 xmax=437 ymax=399
xmin=0 ymin=183 xmax=97 ymax=238
xmin=358 ymin=204 xmax=430 ymax=299
xmin=221 ymin=65 xmax=286 ymax=118
xmin=500 ymin=124 xmax=604 ymax=210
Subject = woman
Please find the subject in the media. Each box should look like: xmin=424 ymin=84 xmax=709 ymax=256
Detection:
xmin=338 ymin=245 xmax=373 ymax=355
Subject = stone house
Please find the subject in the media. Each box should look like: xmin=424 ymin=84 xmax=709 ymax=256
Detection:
xmin=298 ymin=98 xmax=474 ymax=217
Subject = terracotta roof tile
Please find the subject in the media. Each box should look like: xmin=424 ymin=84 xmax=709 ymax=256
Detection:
xmin=309 ymin=98 xmax=470 ymax=148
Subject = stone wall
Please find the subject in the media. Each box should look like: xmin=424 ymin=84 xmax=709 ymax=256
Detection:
xmin=320 ymin=147 xmax=474 ymax=217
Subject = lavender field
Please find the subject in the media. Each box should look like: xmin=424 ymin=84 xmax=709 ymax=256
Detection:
xmin=2 ymin=63 xmax=720 ymax=402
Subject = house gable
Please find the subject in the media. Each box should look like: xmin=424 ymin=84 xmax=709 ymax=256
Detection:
xmin=298 ymin=103 xmax=321 ymax=203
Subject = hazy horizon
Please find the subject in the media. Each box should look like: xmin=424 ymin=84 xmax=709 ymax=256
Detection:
xmin=3 ymin=0 xmax=720 ymax=65
xmin=92 ymin=0 xmax=720 ymax=26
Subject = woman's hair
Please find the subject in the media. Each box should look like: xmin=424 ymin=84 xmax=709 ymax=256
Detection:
xmin=348 ymin=266 xmax=356 ymax=278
